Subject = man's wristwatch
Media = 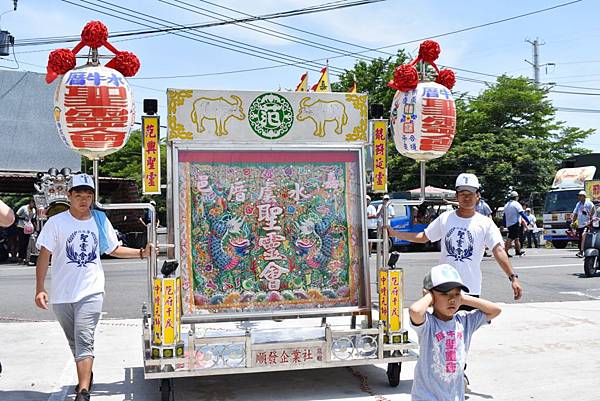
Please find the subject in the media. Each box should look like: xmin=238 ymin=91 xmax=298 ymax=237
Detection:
xmin=509 ymin=273 xmax=519 ymax=282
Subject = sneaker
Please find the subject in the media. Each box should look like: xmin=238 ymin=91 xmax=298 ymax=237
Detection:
xmin=75 ymin=372 xmax=93 ymax=393
xmin=483 ymin=251 xmax=490 ymax=257
xmin=75 ymin=389 xmax=91 ymax=401
xmin=516 ymin=251 xmax=526 ymax=257
xmin=576 ymin=252 xmax=583 ymax=258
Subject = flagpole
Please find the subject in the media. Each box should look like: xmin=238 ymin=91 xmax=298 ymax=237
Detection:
xmin=326 ymin=59 xmax=331 ymax=91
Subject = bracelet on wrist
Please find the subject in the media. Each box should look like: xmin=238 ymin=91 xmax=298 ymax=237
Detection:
xmin=139 ymin=248 xmax=144 ymax=259
xmin=509 ymin=273 xmax=519 ymax=282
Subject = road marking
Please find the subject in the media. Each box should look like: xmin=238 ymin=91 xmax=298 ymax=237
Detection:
xmin=46 ymin=357 xmax=75 ymax=401
xmin=513 ymin=263 xmax=581 ymax=270
xmin=0 ymin=265 xmax=36 ymax=271
xmin=559 ymin=291 xmax=600 ymax=300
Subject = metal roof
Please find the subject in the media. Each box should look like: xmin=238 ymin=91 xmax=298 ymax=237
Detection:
xmin=0 ymin=69 xmax=80 ymax=173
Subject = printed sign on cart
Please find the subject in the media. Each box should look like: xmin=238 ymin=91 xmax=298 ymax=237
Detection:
xmin=252 ymin=346 xmax=324 ymax=368
xmin=175 ymin=149 xmax=365 ymax=315
xmin=142 ymin=116 xmax=161 ymax=194
xmin=167 ymin=89 xmax=367 ymax=143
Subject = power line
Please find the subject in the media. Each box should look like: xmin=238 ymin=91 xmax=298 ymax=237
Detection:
xmin=188 ymin=0 xmax=391 ymax=57
xmin=18 ymin=0 xmax=584 ymax=83
xmin=17 ymin=0 xmax=384 ymax=47
xmin=63 ymin=0 xmax=349 ymax=76
xmin=159 ymin=0 xmax=375 ymax=63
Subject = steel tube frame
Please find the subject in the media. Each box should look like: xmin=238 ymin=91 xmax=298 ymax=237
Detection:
xmin=92 ymin=159 xmax=157 ymax=304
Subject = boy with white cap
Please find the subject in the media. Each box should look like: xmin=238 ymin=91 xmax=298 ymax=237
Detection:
xmin=35 ymin=173 xmax=153 ymax=401
xmin=410 ymin=264 xmax=501 ymax=401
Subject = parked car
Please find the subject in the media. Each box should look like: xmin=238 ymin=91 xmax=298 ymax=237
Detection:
xmin=371 ymin=199 xmax=455 ymax=252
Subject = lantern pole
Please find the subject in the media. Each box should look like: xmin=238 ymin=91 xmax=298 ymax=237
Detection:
xmin=92 ymin=159 xmax=158 ymax=305
xmin=418 ymin=60 xmax=427 ymax=202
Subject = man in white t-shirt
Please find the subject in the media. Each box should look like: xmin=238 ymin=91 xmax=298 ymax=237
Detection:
xmin=388 ymin=173 xmax=523 ymax=299
xmin=35 ymin=174 xmax=153 ymax=401
xmin=503 ymin=191 xmax=529 ymax=257
xmin=377 ymin=194 xmax=396 ymax=224
xmin=366 ymin=195 xmax=378 ymax=254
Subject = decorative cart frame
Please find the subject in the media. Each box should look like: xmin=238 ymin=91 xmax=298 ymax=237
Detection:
xmin=142 ymin=89 xmax=417 ymax=401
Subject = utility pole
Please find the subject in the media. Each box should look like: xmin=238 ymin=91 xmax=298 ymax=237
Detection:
xmin=525 ymin=38 xmax=554 ymax=86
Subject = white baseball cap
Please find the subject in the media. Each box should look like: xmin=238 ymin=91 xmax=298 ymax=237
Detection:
xmin=69 ymin=173 xmax=95 ymax=191
xmin=366 ymin=195 xmax=371 ymax=200
xmin=509 ymin=190 xmax=519 ymax=198
xmin=383 ymin=194 xmax=390 ymax=200
xmin=578 ymin=190 xmax=587 ymax=196
xmin=455 ymin=173 xmax=480 ymax=193
xmin=423 ymin=264 xmax=469 ymax=293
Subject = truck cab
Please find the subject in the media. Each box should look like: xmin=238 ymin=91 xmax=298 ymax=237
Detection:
xmin=543 ymin=162 xmax=599 ymax=248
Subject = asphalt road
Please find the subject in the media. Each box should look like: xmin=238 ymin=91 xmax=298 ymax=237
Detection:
xmin=1 ymin=247 xmax=599 ymax=322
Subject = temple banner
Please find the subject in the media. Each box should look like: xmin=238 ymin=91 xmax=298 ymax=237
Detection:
xmin=167 ymin=90 xmax=367 ymax=143
xmin=142 ymin=116 xmax=161 ymax=194
xmin=173 ymin=146 xmax=367 ymax=316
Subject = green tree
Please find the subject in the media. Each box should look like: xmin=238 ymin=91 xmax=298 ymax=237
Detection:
xmin=379 ymin=75 xmax=594 ymax=211
xmin=92 ymin=129 xmax=168 ymax=219
xmin=331 ymin=50 xmax=410 ymax=114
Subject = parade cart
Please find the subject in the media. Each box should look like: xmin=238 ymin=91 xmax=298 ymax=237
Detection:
xmin=44 ymin=23 xmax=457 ymax=400
xmin=140 ymin=89 xmax=419 ymax=400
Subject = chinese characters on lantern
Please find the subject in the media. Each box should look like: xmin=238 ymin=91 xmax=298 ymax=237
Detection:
xmin=142 ymin=116 xmax=161 ymax=194
xmin=372 ymin=120 xmax=388 ymax=192
xmin=390 ymin=82 xmax=457 ymax=161
xmin=54 ymin=65 xmax=135 ymax=159
xmin=420 ymin=87 xmax=455 ymax=152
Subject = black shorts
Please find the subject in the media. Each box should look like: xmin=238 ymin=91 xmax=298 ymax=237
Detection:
xmin=508 ymin=223 xmax=520 ymax=240
xmin=368 ymin=228 xmax=377 ymax=239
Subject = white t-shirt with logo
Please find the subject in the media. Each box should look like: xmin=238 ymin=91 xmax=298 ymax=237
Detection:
xmin=424 ymin=210 xmax=504 ymax=295
xmin=367 ymin=204 xmax=378 ymax=229
xmin=36 ymin=210 xmax=119 ymax=304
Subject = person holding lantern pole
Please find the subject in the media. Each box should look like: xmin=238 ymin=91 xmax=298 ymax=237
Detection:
xmin=387 ymin=173 xmax=522 ymax=301
xmin=34 ymin=174 xmax=153 ymax=401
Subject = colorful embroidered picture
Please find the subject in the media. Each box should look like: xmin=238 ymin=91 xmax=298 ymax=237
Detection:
xmin=176 ymin=150 xmax=364 ymax=314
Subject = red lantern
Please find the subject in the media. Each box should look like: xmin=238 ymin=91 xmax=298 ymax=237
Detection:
xmin=390 ymin=81 xmax=456 ymax=161
xmin=46 ymin=21 xmax=140 ymax=159
xmin=53 ymin=65 xmax=135 ymax=159
xmin=387 ymin=40 xmax=457 ymax=161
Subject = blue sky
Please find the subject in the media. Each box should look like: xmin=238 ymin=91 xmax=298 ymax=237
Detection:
xmin=2 ymin=0 xmax=599 ymax=150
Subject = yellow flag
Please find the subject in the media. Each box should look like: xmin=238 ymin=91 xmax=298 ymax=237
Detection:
xmin=295 ymin=72 xmax=308 ymax=92
xmin=311 ymin=66 xmax=330 ymax=92
xmin=348 ymin=81 xmax=357 ymax=93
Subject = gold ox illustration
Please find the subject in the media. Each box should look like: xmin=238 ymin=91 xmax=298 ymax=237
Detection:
xmin=296 ymin=98 xmax=348 ymax=137
xmin=190 ymin=95 xmax=246 ymax=136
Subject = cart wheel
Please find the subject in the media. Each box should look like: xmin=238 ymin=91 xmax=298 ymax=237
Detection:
xmin=386 ymin=362 xmax=401 ymax=387
xmin=160 ymin=378 xmax=173 ymax=401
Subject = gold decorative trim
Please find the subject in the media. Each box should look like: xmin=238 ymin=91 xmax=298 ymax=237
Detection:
xmin=167 ymin=89 xmax=194 ymax=140
xmin=344 ymin=94 xmax=368 ymax=142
